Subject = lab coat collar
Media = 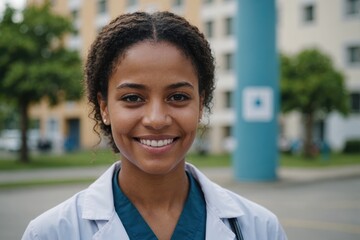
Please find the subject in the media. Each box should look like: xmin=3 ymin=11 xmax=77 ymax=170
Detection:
xmin=186 ymin=163 xmax=242 ymax=240
xmin=82 ymin=162 xmax=241 ymax=239
xmin=82 ymin=163 xmax=119 ymax=221
xmin=82 ymin=162 xmax=244 ymax=220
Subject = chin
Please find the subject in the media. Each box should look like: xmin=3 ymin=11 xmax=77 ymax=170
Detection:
xmin=137 ymin=159 xmax=185 ymax=176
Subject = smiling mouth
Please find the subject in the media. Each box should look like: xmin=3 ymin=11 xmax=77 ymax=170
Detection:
xmin=136 ymin=138 xmax=177 ymax=148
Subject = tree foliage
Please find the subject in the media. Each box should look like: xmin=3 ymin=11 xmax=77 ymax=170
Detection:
xmin=280 ymin=48 xmax=349 ymax=157
xmin=0 ymin=3 xmax=83 ymax=162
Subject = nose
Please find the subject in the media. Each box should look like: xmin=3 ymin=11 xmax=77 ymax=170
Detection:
xmin=142 ymin=100 xmax=172 ymax=130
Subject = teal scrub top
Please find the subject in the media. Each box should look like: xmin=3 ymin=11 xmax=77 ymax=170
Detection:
xmin=112 ymin=168 xmax=207 ymax=240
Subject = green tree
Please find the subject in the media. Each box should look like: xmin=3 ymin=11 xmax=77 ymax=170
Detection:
xmin=280 ymin=49 xmax=349 ymax=158
xmin=0 ymin=3 xmax=83 ymax=163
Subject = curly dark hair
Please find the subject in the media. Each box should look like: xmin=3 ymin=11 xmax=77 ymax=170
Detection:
xmin=85 ymin=11 xmax=215 ymax=152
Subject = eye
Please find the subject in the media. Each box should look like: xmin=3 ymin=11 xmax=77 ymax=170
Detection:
xmin=121 ymin=94 xmax=144 ymax=103
xmin=168 ymin=93 xmax=190 ymax=102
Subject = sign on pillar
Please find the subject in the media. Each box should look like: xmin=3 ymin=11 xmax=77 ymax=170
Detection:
xmin=243 ymin=87 xmax=274 ymax=122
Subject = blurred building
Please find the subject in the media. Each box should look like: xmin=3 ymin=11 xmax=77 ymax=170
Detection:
xmin=28 ymin=0 xmax=360 ymax=153
xmin=277 ymin=0 xmax=360 ymax=151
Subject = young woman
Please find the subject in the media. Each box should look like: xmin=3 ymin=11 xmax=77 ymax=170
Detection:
xmin=22 ymin=12 xmax=287 ymax=240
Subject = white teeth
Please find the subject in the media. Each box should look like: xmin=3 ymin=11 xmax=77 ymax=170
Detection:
xmin=140 ymin=138 xmax=174 ymax=147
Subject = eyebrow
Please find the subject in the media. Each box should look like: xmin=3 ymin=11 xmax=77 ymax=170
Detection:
xmin=116 ymin=81 xmax=194 ymax=90
xmin=167 ymin=82 xmax=194 ymax=90
xmin=116 ymin=83 xmax=146 ymax=90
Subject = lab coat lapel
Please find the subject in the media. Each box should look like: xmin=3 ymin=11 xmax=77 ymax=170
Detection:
xmin=206 ymin=208 xmax=235 ymax=240
xmin=81 ymin=162 xmax=130 ymax=240
xmin=185 ymin=163 xmax=244 ymax=218
xmin=186 ymin=163 xmax=243 ymax=240
xmin=92 ymin=214 xmax=130 ymax=240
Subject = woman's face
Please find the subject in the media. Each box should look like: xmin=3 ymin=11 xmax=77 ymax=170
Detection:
xmin=99 ymin=41 xmax=202 ymax=175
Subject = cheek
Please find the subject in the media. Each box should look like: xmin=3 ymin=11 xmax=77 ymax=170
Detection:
xmin=173 ymin=106 xmax=200 ymax=135
xmin=110 ymin=119 xmax=137 ymax=157
xmin=109 ymin=109 xmax=139 ymax=139
xmin=181 ymin=113 xmax=199 ymax=131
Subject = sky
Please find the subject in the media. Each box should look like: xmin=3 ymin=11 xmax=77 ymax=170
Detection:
xmin=0 ymin=0 xmax=25 ymax=16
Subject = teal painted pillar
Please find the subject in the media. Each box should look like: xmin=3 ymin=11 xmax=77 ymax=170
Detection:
xmin=233 ymin=0 xmax=278 ymax=181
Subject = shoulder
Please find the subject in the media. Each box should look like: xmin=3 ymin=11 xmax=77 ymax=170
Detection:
xmin=186 ymin=163 xmax=275 ymax=218
xmin=22 ymin=190 xmax=89 ymax=240
xmin=185 ymin=163 xmax=287 ymax=239
xmin=22 ymin=163 xmax=119 ymax=240
xmin=208 ymin=179 xmax=286 ymax=239
xmin=225 ymin=188 xmax=277 ymax=219
xmin=224 ymin=188 xmax=285 ymax=235
xmin=209 ymin=179 xmax=282 ymax=226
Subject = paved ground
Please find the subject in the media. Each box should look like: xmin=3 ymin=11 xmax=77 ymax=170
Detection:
xmin=1 ymin=165 xmax=360 ymax=239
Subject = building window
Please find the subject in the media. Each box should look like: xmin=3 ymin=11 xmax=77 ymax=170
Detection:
xmin=204 ymin=20 xmax=214 ymax=38
xmin=70 ymin=9 xmax=79 ymax=36
xmin=173 ymin=0 xmax=184 ymax=7
xmin=223 ymin=125 xmax=234 ymax=152
xmin=223 ymin=126 xmax=232 ymax=138
xmin=71 ymin=9 xmax=79 ymax=19
xmin=347 ymin=45 xmax=360 ymax=64
xmin=224 ymin=16 xmax=234 ymax=36
xmin=345 ymin=0 xmax=360 ymax=16
xmin=224 ymin=91 xmax=233 ymax=108
xmin=97 ymin=0 xmax=107 ymax=14
xmin=127 ymin=0 xmax=138 ymax=7
xmin=302 ymin=3 xmax=315 ymax=23
xmin=350 ymin=93 xmax=360 ymax=112
xmin=71 ymin=9 xmax=80 ymax=37
xmin=72 ymin=28 xmax=79 ymax=36
xmin=224 ymin=52 xmax=234 ymax=71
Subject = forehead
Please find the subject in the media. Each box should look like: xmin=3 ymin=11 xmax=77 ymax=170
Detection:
xmin=118 ymin=41 xmax=190 ymax=67
xmin=109 ymin=41 xmax=199 ymax=89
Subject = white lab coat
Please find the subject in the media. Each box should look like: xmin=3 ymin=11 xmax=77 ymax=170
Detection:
xmin=22 ymin=162 xmax=287 ymax=240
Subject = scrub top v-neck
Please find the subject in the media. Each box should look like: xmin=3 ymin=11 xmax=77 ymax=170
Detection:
xmin=112 ymin=168 xmax=207 ymax=240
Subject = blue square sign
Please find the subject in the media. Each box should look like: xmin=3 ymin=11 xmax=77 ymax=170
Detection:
xmin=243 ymin=87 xmax=273 ymax=122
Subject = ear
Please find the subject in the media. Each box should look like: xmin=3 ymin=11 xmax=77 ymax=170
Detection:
xmin=97 ymin=92 xmax=110 ymax=125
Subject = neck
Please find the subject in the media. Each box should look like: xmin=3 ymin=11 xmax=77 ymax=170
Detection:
xmin=118 ymin=161 xmax=189 ymax=210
